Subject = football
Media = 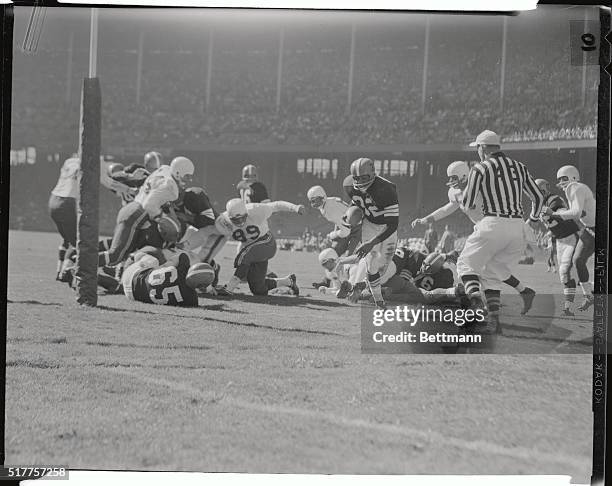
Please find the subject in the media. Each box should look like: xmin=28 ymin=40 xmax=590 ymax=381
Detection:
xmin=343 ymin=205 xmax=364 ymax=227
xmin=157 ymin=213 xmax=183 ymax=244
xmin=186 ymin=263 xmax=215 ymax=290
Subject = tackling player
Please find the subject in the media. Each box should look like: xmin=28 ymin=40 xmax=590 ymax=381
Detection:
xmin=342 ymin=158 xmax=399 ymax=308
xmin=98 ymin=156 xmax=195 ymax=268
xmin=412 ymin=160 xmax=537 ymax=315
xmin=214 ymin=198 xmax=303 ymax=296
xmin=544 ymin=165 xmax=596 ymax=311
xmin=48 ymin=156 xmax=79 ymax=280
xmin=535 ymin=178 xmax=581 ymax=316
xmin=237 ymin=164 xmax=270 ymax=203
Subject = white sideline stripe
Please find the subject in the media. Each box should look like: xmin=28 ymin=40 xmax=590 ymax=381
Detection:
xmin=101 ymin=367 xmax=590 ymax=470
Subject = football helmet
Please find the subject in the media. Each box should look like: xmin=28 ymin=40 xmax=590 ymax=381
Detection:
xmin=446 ymin=161 xmax=470 ymax=188
xmin=242 ymin=164 xmax=258 ymax=182
xmin=556 ymin=165 xmax=580 ymax=189
xmin=318 ymin=248 xmax=338 ymax=266
xmin=170 ymin=156 xmax=195 ymax=188
xmin=420 ymin=252 xmax=445 ymax=275
xmin=350 ymin=158 xmax=376 ymax=191
xmin=144 ymin=151 xmax=163 ymax=172
xmin=106 ymin=162 xmax=124 ymax=177
xmin=534 ymin=178 xmax=550 ymax=195
xmin=307 ymin=185 xmax=327 ymax=208
xmin=343 ymin=205 xmax=364 ymax=227
xmin=226 ymin=198 xmax=248 ymax=227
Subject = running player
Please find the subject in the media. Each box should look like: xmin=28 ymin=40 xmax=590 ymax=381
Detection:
xmin=214 ymin=198 xmax=304 ymax=296
xmin=546 ymin=165 xmax=596 ymax=311
xmin=341 ymin=157 xmax=399 ymax=308
xmin=237 ymin=164 xmax=270 ymax=203
xmin=411 ymin=160 xmax=536 ymax=314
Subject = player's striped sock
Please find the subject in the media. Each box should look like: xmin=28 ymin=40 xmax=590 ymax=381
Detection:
xmin=461 ymin=274 xmax=481 ymax=296
xmin=503 ymin=275 xmax=525 ymax=293
xmin=563 ymin=279 xmax=576 ymax=307
xmin=484 ymin=289 xmax=501 ymax=315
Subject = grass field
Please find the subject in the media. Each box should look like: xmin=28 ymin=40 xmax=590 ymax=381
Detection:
xmin=5 ymin=230 xmax=594 ymax=481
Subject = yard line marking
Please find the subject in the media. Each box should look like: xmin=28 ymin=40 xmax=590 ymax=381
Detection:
xmin=101 ymin=367 xmax=590 ymax=471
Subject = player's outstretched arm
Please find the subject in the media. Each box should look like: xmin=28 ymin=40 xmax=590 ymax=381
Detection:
xmin=264 ymin=201 xmax=305 ymax=215
xmin=412 ymin=201 xmax=458 ymax=228
xmin=553 ymin=185 xmax=585 ymax=221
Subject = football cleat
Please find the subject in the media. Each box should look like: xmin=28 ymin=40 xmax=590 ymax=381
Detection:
xmin=288 ymin=274 xmax=300 ymax=296
xmin=347 ymin=281 xmax=367 ymax=304
xmin=577 ymin=295 xmax=594 ymax=311
xmin=214 ymin=285 xmax=234 ymax=297
xmin=562 ymin=308 xmax=575 ymax=317
xmin=519 ymin=287 xmax=536 ymax=315
xmin=335 ymin=280 xmax=353 ymax=299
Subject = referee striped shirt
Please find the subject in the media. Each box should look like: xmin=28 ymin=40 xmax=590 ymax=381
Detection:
xmin=462 ymin=152 xmax=544 ymax=222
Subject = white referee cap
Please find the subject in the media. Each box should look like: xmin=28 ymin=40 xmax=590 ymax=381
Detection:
xmin=469 ymin=130 xmax=501 ymax=147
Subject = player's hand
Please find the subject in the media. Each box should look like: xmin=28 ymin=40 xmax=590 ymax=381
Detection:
xmin=355 ymin=241 xmax=375 ymax=258
xmin=296 ymin=204 xmax=306 ymax=215
xmin=541 ymin=206 xmax=553 ymax=216
xmin=411 ymin=218 xmax=424 ymax=228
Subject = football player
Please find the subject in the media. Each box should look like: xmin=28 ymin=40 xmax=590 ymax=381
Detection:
xmin=214 ymin=198 xmax=303 ymax=296
xmin=411 ymin=160 xmax=536 ymax=315
xmin=544 ymin=165 xmax=596 ymax=311
xmin=48 ymin=156 xmax=79 ymax=281
xmin=237 ymin=164 xmax=270 ymax=203
xmin=341 ymin=158 xmax=399 ymax=308
xmin=98 ymin=156 xmax=195 ymax=268
xmin=535 ymin=178 xmax=581 ymax=316
xmin=121 ymin=249 xmax=202 ymax=307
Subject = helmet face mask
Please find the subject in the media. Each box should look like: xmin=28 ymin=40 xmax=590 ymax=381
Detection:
xmin=227 ymin=198 xmax=248 ymax=227
xmin=309 ymin=196 xmax=325 ymax=208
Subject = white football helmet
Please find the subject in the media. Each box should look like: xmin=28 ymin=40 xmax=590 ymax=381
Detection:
xmin=446 ymin=161 xmax=470 ymax=188
xmin=350 ymin=158 xmax=376 ymax=191
xmin=307 ymin=186 xmax=327 ymax=208
xmin=318 ymin=248 xmax=338 ymax=266
xmin=226 ymin=198 xmax=248 ymax=227
xmin=556 ymin=165 xmax=580 ymax=189
xmin=170 ymin=156 xmax=195 ymax=188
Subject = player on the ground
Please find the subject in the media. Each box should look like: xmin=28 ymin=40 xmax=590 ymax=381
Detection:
xmin=535 ymin=178 xmax=581 ymax=316
xmin=214 ymin=198 xmax=304 ymax=296
xmin=237 ymin=164 xmax=270 ymax=203
xmin=98 ymin=156 xmax=195 ymax=268
xmin=340 ymin=158 xmax=399 ymax=308
xmin=459 ymin=130 xmax=544 ymax=333
xmin=307 ymin=185 xmax=361 ymax=288
xmin=411 ymin=160 xmax=536 ymax=314
xmin=48 ymin=156 xmax=79 ymax=281
xmin=544 ymin=165 xmax=596 ymax=311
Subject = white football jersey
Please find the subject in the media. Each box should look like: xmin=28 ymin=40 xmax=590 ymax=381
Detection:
xmin=319 ymin=197 xmax=350 ymax=238
xmin=560 ymin=181 xmax=596 ymax=227
xmin=51 ymin=157 xmax=80 ymax=199
xmin=135 ymin=165 xmax=179 ymax=218
xmin=216 ymin=201 xmax=299 ymax=251
xmin=449 ymin=187 xmax=483 ymax=224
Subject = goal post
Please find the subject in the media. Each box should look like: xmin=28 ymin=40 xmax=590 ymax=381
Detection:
xmin=75 ymin=77 xmax=101 ymax=306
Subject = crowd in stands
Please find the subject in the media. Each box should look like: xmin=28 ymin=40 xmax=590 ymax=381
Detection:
xmin=11 ymin=9 xmax=598 ymax=152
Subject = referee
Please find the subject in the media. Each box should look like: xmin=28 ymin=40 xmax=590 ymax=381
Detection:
xmin=457 ymin=130 xmax=545 ymax=333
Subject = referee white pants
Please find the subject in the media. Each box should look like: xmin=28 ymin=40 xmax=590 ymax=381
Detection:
xmin=457 ymin=216 xmax=525 ymax=291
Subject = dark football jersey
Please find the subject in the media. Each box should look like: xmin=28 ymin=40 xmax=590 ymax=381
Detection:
xmin=343 ymin=175 xmax=399 ymax=225
xmin=414 ymin=267 xmax=454 ymax=291
xmin=113 ymin=164 xmax=150 ymax=188
xmin=541 ymin=194 xmax=580 ymax=239
xmin=131 ymin=254 xmax=198 ymax=307
xmin=174 ymin=187 xmax=217 ymax=229
xmin=392 ymin=247 xmax=426 ymax=278
xmin=237 ymin=180 xmax=269 ymax=203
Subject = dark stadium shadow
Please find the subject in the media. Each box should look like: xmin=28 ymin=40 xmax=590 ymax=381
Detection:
xmin=94 ymin=305 xmax=345 ymax=336
xmin=213 ymin=293 xmax=350 ymax=309
xmin=7 ymin=299 xmax=63 ymax=307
